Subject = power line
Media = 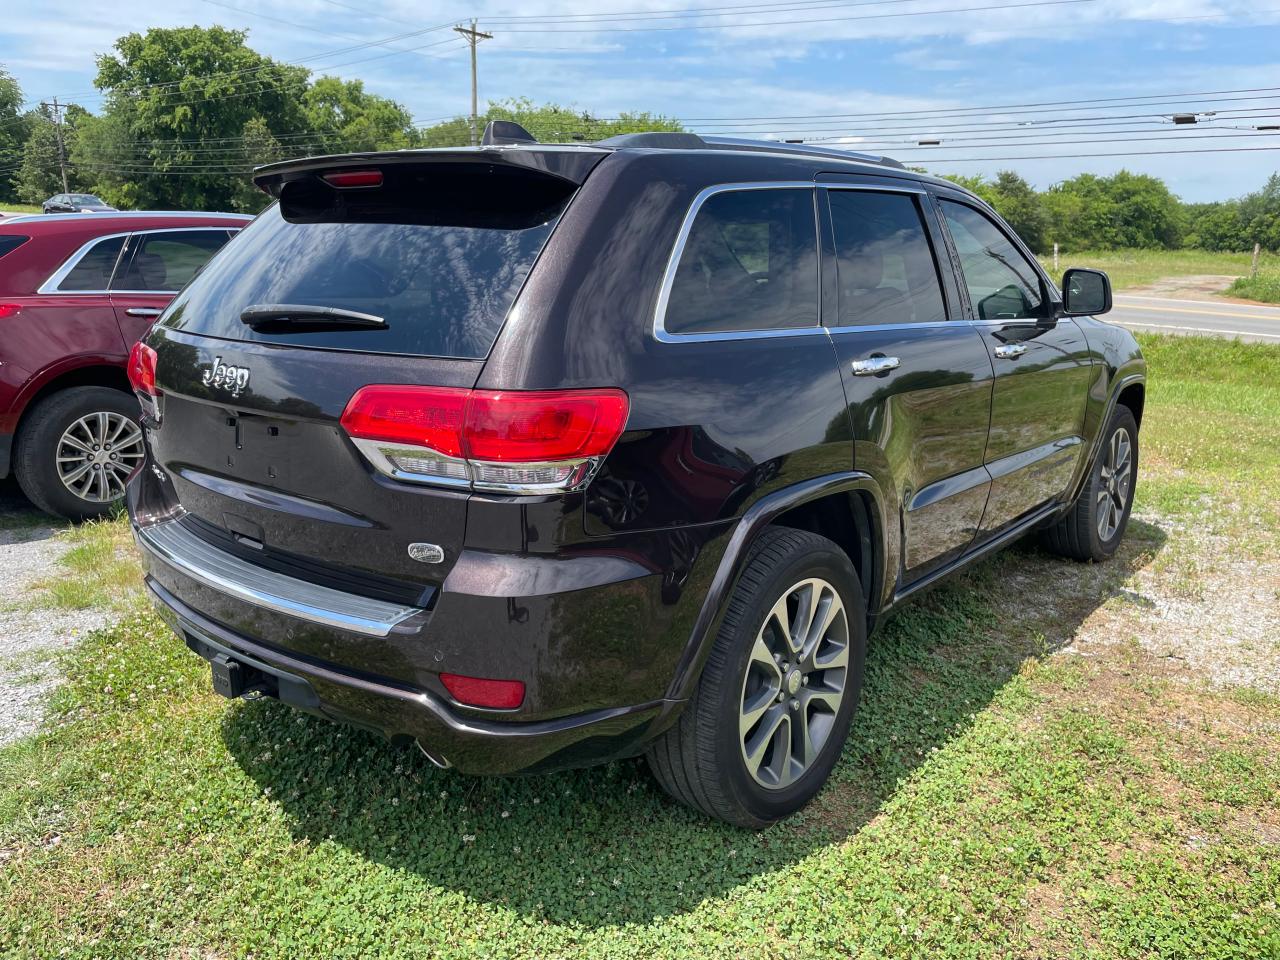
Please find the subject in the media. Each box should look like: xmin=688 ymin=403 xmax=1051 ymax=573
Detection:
xmin=494 ymin=0 xmax=1098 ymax=32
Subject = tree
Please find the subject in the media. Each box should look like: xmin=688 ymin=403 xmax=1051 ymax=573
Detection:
xmin=988 ymin=171 xmax=1048 ymax=253
xmin=79 ymin=26 xmax=313 ymax=211
xmin=418 ymin=97 xmax=684 ymax=147
xmin=0 ymin=66 xmax=28 ymax=203
xmin=14 ymin=103 xmax=92 ymax=203
xmin=303 ymin=77 xmax=420 ymax=155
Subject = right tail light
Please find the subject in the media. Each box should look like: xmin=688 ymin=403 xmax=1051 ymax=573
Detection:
xmin=340 ymin=385 xmax=629 ymax=494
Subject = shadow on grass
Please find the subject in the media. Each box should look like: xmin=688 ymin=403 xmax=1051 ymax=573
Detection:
xmin=224 ymin=518 xmax=1166 ymax=928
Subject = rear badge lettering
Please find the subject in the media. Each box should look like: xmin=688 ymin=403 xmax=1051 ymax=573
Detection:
xmin=202 ymin=356 xmax=251 ymax=397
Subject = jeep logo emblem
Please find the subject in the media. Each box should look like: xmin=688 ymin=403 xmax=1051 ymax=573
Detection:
xmin=201 ymin=356 xmax=251 ymax=397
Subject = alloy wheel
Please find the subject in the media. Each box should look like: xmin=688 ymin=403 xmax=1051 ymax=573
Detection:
xmin=56 ymin=411 xmax=144 ymax=504
xmin=1096 ymin=425 xmax=1133 ymax=541
xmin=738 ymin=577 xmax=849 ymax=789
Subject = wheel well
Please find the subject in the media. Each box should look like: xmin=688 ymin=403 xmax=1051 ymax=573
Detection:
xmin=1117 ymin=382 xmax=1145 ymax=428
xmin=15 ymin=366 xmax=132 ymax=436
xmin=771 ymin=491 xmax=877 ymax=608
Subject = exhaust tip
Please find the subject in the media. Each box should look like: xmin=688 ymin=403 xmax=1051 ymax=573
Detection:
xmin=416 ymin=740 xmax=453 ymax=769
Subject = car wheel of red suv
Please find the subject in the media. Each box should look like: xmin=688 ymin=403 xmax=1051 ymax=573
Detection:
xmin=14 ymin=386 xmax=144 ymax=521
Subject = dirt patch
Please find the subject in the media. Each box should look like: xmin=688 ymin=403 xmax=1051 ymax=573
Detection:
xmin=1123 ymin=275 xmax=1240 ymax=300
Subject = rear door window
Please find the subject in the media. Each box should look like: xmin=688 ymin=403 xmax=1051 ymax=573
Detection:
xmin=826 ymin=189 xmax=947 ymax=326
xmin=159 ymin=202 xmax=563 ymax=359
xmin=55 ymin=235 xmax=126 ymax=292
xmin=662 ymin=187 xmax=818 ymax=335
xmin=112 ymin=229 xmax=234 ymax=293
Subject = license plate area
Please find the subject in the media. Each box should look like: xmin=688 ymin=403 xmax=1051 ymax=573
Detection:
xmin=222 ymin=414 xmax=295 ymax=486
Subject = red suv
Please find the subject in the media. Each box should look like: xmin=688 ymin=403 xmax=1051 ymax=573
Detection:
xmin=0 ymin=211 xmax=250 ymax=519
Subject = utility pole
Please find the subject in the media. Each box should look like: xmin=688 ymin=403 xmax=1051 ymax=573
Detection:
xmin=44 ymin=97 xmax=70 ymax=193
xmin=453 ymin=20 xmax=492 ymax=146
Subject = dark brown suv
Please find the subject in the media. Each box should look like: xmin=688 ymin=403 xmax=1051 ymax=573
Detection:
xmin=128 ymin=125 xmax=1144 ymax=826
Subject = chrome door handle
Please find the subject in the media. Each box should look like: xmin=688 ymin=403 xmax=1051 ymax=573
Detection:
xmin=850 ymin=355 xmax=901 ymax=377
xmin=993 ymin=343 xmax=1028 ymax=360
xmin=125 ymin=307 xmax=163 ymax=318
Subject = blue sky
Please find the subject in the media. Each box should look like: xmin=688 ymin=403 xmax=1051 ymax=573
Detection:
xmin=3 ymin=0 xmax=1279 ymax=201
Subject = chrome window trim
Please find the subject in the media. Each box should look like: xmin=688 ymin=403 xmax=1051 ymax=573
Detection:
xmin=37 ymin=226 xmax=240 ymax=295
xmin=36 ymin=230 xmax=131 ymax=295
xmin=652 ymin=181 xmax=824 ymax=344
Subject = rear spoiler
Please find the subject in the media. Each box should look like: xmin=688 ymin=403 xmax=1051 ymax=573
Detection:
xmin=253 ymin=143 xmax=608 ymax=198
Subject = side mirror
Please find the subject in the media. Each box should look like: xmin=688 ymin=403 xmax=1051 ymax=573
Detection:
xmin=1061 ymin=267 xmax=1112 ymax=317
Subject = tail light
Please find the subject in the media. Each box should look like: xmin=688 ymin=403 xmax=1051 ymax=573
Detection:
xmin=0 ymin=304 xmax=20 ymax=319
xmin=127 ymin=341 xmax=162 ymax=422
xmin=322 ymin=169 xmax=383 ymax=188
xmin=340 ymin=385 xmax=629 ymax=494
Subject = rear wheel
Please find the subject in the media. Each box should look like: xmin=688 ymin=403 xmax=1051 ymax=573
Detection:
xmin=1041 ymin=404 xmax=1138 ymax=562
xmin=14 ymin=387 xmax=144 ymax=521
xmin=646 ymin=527 xmax=867 ymax=827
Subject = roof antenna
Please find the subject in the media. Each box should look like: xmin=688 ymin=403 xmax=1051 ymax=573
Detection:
xmin=482 ymin=120 xmax=538 ymax=146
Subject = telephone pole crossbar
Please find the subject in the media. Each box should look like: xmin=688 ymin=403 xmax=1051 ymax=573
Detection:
xmin=453 ymin=20 xmax=493 ymax=146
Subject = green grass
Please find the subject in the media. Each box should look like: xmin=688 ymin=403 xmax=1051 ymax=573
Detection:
xmin=29 ymin=513 xmax=142 ymax=612
xmin=1132 ymin=333 xmax=1280 ymax=537
xmin=1035 ymin=248 xmax=1278 ymax=290
xmin=1225 ymin=270 xmax=1280 ymax=304
xmin=0 ymin=202 xmax=40 ymax=214
xmin=1 ymin=336 xmax=1278 ymax=958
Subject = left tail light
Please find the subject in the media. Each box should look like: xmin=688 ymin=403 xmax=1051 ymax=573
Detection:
xmin=340 ymin=385 xmax=630 ymax=494
xmin=127 ymin=341 xmax=162 ymax=422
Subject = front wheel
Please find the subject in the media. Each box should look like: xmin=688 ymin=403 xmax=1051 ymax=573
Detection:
xmin=646 ymin=527 xmax=867 ymax=827
xmin=1041 ymin=404 xmax=1139 ymax=562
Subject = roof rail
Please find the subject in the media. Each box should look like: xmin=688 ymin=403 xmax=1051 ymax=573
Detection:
xmin=700 ymin=136 xmax=905 ymax=169
xmin=596 ymin=132 xmax=709 ymax=150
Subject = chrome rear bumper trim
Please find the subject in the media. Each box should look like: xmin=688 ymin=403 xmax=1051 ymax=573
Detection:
xmin=135 ymin=518 xmax=421 ymax=638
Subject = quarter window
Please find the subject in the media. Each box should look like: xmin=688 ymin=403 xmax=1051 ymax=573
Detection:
xmin=940 ymin=200 xmax=1046 ymax=320
xmin=663 ymin=188 xmax=818 ymax=335
xmin=57 ymin=235 xmax=125 ymax=291
xmin=112 ymin=230 xmax=234 ymax=292
xmin=827 ymin=190 xmax=946 ymax=326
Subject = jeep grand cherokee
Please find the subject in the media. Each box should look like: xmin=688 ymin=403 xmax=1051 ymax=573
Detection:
xmin=127 ymin=125 xmax=1145 ymax=827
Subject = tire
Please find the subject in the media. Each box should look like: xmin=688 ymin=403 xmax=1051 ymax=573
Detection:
xmin=13 ymin=387 xmax=144 ymax=522
xmin=646 ymin=527 xmax=867 ymax=828
xmin=1041 ymin=404 xmax=1139 ymax=562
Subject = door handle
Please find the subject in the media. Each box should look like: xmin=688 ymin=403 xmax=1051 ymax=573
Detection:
xmin=125 ymin=307 xmax=163 ymax=318
xmin=850 ymin=355 xmax=901 ymax=377
xmin=993 ymin=343 xmax=1028 ymax=360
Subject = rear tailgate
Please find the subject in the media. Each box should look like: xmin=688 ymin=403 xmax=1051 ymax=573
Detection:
xmin=140 ymin=147 xmax=605 ymax=593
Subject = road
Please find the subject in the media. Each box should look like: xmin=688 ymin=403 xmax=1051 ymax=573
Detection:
xmin=1107 ymin=294 xmax=1280 ymax=344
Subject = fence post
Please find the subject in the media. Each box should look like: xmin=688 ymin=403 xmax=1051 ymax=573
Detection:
xmin=1053 ymin=242 xmax=1059 ymax=272
xmin=1252 ymin=242 xmax=1261 ymax=278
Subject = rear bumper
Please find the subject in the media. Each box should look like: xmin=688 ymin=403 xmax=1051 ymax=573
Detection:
xmin=145 ymin=576 xmax=668 ymax=774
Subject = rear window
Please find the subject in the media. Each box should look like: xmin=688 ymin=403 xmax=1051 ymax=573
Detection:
xmin=662 ymin=188 xmax=818 ymax=336
xmin=0 ymin=235 xmax=29 ymax=260
xmin=159 ymin=194 xmax=566 ymax=359
xmin=58 ymin=235 xmax=125 ymax=291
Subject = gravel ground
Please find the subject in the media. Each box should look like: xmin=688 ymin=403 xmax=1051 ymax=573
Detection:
xmin=1061 ymin=511 xmax=1280 ymax=693
xmin=0 ymin=482 xmax=111 ymax=746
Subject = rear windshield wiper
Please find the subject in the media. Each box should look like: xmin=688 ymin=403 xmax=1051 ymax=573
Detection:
xmin=240 ymin=303 xmax=386 ymax=331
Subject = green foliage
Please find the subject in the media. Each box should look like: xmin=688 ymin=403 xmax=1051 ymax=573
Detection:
xmin=0 ymin=67 xmax=27 ymax=203
xmin=1227 ymin=269 xmax=1280 ymax=303
xmin=1043 ymin=171 xmax=1184 ymax=250
xmin=418 ymin=96 xmax=684 ymax=147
